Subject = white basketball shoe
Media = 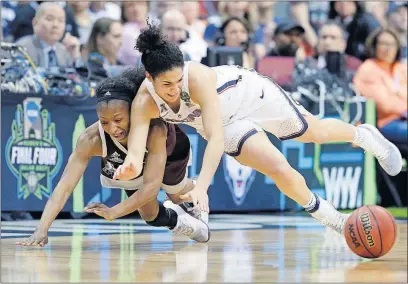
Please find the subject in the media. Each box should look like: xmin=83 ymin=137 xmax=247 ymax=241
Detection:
xmin=356 ymin=124 xmax=402 ymax=176
xmin=310 ymin=195 xmax=351 ymax=235
xmin=164 ymin=200 xmax=210 ymax=243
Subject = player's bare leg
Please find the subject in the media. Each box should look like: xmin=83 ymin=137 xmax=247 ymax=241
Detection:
xmin=235 ymin=132 xmax=348 ymax=234
xmin=295 ymin=114 xmax=402 ymax=176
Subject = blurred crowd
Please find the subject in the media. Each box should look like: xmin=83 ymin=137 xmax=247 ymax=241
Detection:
xmin=1 ymin=1 xmax=407 ymax=146
xmin=1 ymin=1 xmax=407 ymax=220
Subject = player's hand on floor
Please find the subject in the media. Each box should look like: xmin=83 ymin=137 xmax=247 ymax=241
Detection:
xmin=113 ymin=161 xmax=137 ymax=180
xmin=84 ymin=202 xmax=116 ymax=221
xmin=180 ymin=188 xmax=209 ymax=213
xmin=16 ymin=229 xmax=48 ymax=247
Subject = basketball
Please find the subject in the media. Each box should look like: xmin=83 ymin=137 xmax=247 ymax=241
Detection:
xmin=344 ymin=205 xmax=398 ymax=258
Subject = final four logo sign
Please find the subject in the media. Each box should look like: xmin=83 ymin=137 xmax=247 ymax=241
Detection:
xmin=5 ymin=98 xmax=63 ymax=200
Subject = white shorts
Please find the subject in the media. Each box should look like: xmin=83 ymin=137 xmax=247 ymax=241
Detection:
xmin=100 ymin=173 xmax=188 ymax=195
xmin=219 ymin=68 xmax=310 ymax=156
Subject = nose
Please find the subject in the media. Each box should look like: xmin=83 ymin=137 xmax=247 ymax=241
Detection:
xmin=169 ymin=85 xmax=179 ymax=94
xmin=108 ymin=124 xmax=119 ymax=135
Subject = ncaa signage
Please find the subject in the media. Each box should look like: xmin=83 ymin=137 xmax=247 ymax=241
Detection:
xmin=5 ymin=98 xmax=63 ymax=200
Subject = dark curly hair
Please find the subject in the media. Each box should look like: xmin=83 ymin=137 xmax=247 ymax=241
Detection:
xmin=95 ymin=67 xmax=146 ymax=103
xmin=135 ymin=19 xmax=184 ymax=78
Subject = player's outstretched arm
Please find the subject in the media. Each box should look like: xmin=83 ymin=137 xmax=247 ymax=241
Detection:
xmin=184 ymin=62 xmax=224 ymax=212
xmin=114 ymin=90 xmax=158 ymax=181
xmin=86 ymin=120 xmax=168 ymax=220
xmin=16 ymin=126 xmax=100 ymax=247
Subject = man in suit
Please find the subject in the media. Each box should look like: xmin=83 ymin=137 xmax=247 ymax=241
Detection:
xmin=11 ymin=1 xmax=79 ymax=42
xmin=15 ymin=2 xmax=80 ymax=68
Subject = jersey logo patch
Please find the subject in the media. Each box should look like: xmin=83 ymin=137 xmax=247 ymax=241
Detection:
xmin=102 ymin=161 xmax=115 ymax=176
xmin=180 ymin=91 xmax=193 ymax=108
xmin=108 ymin=152 xmax=123 ymax=163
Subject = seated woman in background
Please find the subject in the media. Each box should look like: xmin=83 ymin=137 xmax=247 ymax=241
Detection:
xmin=212 ymin=17 xmax=256 ymax=69
xmin=354 ymin=28 xmax=407 ymax=144
xmin=84 ymin=17 xmax=124 ymax=80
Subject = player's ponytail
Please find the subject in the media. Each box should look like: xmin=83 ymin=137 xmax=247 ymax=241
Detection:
xmin=135 ymin=19 xmax=184 ymax=78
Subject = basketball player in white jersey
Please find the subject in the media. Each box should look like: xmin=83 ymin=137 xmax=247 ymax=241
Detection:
xmin=114 ymin=22 xmax=402 ymax=234
xmin=16 ymin=69 xmax=210 ymax=247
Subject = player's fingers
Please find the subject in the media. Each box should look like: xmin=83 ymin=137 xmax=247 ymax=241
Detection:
xmin=25 ymin=239 xmax=36 ymax=246
xmin=113 ymin=166 xmax=122 ymax=179
xmin=85 ymin=202 xmax=101 ymax=209
xmin=40 ymin=238 xmax=48 ymax=246
xmin=94 ymin=210 xmax=106 ymax=217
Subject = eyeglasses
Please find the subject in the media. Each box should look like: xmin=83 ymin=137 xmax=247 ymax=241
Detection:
xmin=377 ymin=41 xmax=398 ymax=47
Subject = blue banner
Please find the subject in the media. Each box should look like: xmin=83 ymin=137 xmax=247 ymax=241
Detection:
xmin=1 ymin=93 xmax=376 ymax=212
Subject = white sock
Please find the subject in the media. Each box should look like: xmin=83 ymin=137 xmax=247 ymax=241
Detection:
xmin=303 ymin=193 xmax=319 ymax=213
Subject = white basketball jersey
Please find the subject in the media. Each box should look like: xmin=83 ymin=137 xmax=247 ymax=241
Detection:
xmin=144 ymin=62 xmax=248 ymax=138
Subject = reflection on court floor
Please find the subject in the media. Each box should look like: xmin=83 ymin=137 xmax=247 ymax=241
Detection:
xmin=1 ymin=215 xmax=407 ymax=282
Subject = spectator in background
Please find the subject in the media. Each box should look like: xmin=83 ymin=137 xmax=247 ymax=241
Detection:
xmin=295 ymin=21 xmax=354 ymax=81
xmin=69 ymin=1 xmax=93 ymax=45
xmin=154 ymin=1 xmax=180 ymax=20
xmin=180 ymin=1 xmax=207 ymax=39
xmin=165 ymin=6 xmax=208 ymax=62
xmin=268 ymin=21 xmax=311 ymax=61
xmin=11 ymin=1 xmax=79 ymax=41
xmin=1 ymin=1 xmax=17 ymax=42
xmin=160 ymin=10 xmax=195 ymax=61
xmin=354 ymin=28 xmax=407 ymax=144
xmin=253 ymin=2 xmax=276 ymax=59
xmin=89 ymin=1 xmax=121 ymax=21
xmin=16 ymin=2 xmax=81 ymax=68
xmin=213 ymin=17 xmax=256 ymax=69
xmin=290 ymin=2 xmax=327 ymax=49
xmin=328 ymin=1 xmax=380 ymax=60
xmin=117 ymin=1 xmax=149 ymax=66
xmin=365 ymin=1 xmax=389 ymax=27
xmin=85 ymin=17 xmax=124 ymax=79
xmin=387 ymin=3 xmax=407 ymax=62
xmin=203 ymin=1 xmax=251 ymax=44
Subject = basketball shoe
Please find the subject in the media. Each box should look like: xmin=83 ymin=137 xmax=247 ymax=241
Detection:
xmin=354 ymin=124 xmax=402 ymax=176
xmin=308 ymin=194 xmax=351 ymax=234
xmin=164 ymin=199 xmax=210 ymax=243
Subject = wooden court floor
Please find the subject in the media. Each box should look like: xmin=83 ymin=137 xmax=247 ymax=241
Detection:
xmin=1 ymin=215 xmax=407 ymax=283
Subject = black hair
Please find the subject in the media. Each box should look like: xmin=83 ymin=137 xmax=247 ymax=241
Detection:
xmin=328 ymin=2 xmax=363 ymax=20
xmin=135 ymin=19 xmax=184 ymax=78
xmin=220 ymin=16 xmax=251 ymax=35
xmin=95 ymin=67 xmax=146 ymax=104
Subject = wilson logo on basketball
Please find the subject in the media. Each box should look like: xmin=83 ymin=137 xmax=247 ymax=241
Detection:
xmin=360 ymin=213 xmax=375 ymax=247
xmin=348 ymin=224 xmax=361 ymax=248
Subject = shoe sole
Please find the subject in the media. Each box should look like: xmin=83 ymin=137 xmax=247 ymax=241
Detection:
xmin=360 ymin=124 xmax=402 ymax=176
